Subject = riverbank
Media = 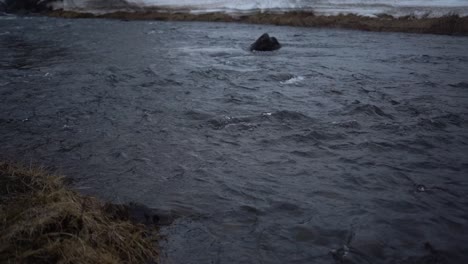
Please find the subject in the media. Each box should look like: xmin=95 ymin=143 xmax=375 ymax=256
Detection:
xmin=47 ymin=10 xmax=468 ymax=36
xmin=0 ymin=162 xmax=158 ymax=264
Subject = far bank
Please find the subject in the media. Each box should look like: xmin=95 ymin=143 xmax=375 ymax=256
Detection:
xmin=46 ymin=10 xmax=468 ymax=36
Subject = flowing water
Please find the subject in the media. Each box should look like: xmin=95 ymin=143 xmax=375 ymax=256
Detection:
xmin=1 ymin=15 xmax=468 ymax=263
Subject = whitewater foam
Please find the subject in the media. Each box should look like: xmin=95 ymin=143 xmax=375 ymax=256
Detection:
xmin=281 ymin=76 xmax=304 ymax=85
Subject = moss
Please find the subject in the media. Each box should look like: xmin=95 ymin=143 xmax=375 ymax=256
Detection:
xmin=0 ymin=162 xmax=159 ymax=264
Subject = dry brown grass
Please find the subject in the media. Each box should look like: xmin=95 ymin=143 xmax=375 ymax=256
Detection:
xmin=0 ymin=162 xmax=158 ymax=264
xmin=47 ymin=10 xmax=468 ymax=36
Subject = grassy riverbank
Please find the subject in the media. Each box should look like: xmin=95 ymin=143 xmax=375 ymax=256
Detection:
xmin=0 ymin=162 xmax=158 ymax=264
xmin=47 ymin=10 xmax=468 ymax=36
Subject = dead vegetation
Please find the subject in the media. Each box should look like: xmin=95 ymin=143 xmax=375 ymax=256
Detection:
xmin=47 ymin=10 xmax=468 ymax=36
xmin=0 ymin=162 xmax=158 ymax=264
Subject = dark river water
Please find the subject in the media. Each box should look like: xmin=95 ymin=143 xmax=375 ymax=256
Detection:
xmin=1 ymin=15 xmax=468 ymax=264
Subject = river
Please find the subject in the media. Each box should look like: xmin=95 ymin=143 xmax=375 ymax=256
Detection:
xmin=1 ymin=15 xmax=468 ymax=263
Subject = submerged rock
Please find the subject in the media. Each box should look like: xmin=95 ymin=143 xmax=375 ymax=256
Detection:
xmin=250 ymin=33 xmax=281 ymax=51
xmin=123 ymin=202 xmax=176 ymax=226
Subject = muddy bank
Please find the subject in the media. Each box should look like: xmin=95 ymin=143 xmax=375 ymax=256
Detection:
xmin=0 ymin=162 xmax=159 ymax=264
xmin=46 ymin=10 xmax=468 ymax=36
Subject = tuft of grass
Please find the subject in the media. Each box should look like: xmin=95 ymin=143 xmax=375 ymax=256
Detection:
xmin=0 ymin=162 xmax=158 ymax=264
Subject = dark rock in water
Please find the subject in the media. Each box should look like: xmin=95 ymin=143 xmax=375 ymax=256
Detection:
xmin=106 ymin=202 xmax=176 ymax=226
xmin=250 ymin=33 xmax=281 ymax=51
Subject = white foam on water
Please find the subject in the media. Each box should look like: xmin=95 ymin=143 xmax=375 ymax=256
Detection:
xmin=281 ymin=76 xmax=304 ymax=85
